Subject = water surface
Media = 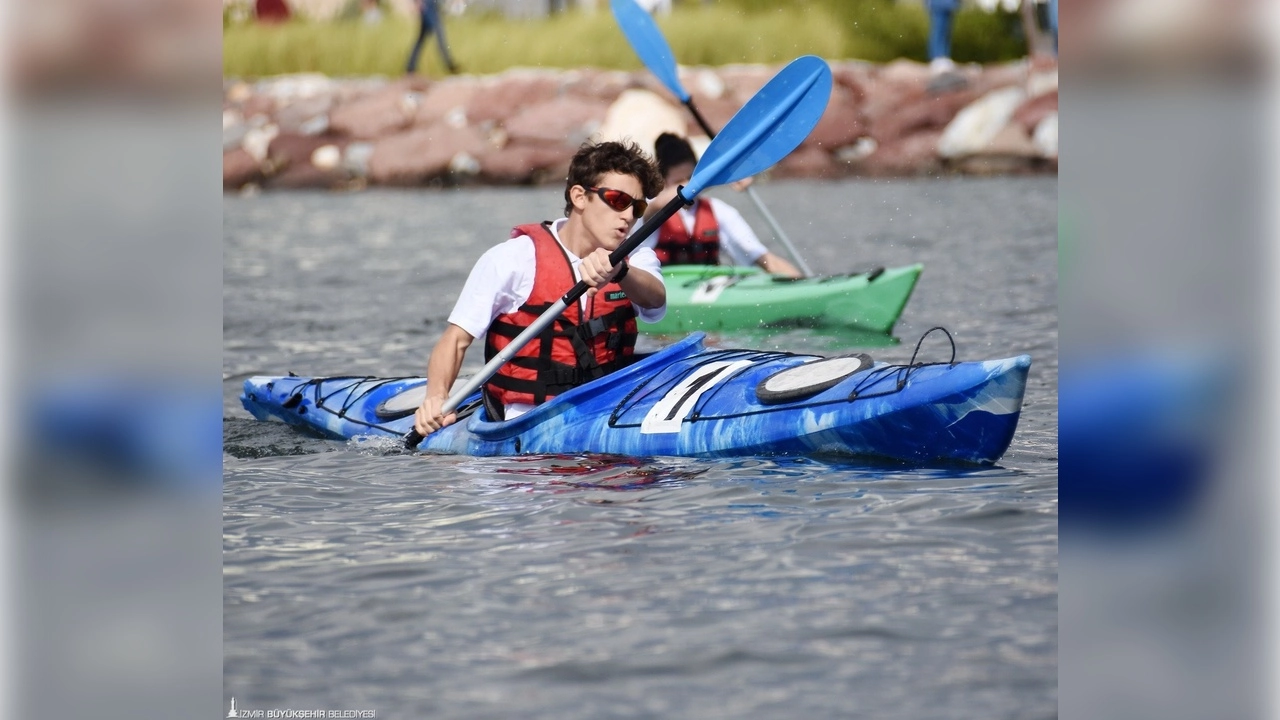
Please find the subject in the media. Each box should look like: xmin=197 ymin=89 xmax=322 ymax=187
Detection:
xmin=224 ymin=177 xmax=1057 ymax=719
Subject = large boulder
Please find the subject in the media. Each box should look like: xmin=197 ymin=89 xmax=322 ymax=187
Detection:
xmin=805 ymin=83 xmax=868 ymax=150
xmin=266 ymin=132 xmax=339 ymax=168
xmin=263 ymin=160 xmax=349 ymax=190
xmin=560 ymin=68 xmax=636 ymax=102
xmin=937 ymin=86 xmax=1028 ymax=159
xmin=830 ymin=61 xmax=873 ymax=104
xmin=466 ymin=71 xmax=564 ymax=125
xmin=869 ymin=86 xmax=981 ymax=147
xmin=860 ymin=69 xmax=927 ymax=128
xmin=223 ymin=148 xmax=264 ymax=190
xmin=968 ymin=60 xmax=1028 ymax=96
xmin=592 ymin=89 xmax=687 ymax=155
xmin=367 ymin=122 xmax=489 ymax=185
xmin=774 ymin=146 xmax=841 ymax=179
xmin=858 ymin=130 xmax=944 ymax=177
xmin=478 ymin=143 xmax=576 ymax=185
xmin=504 ymin=96 xmax=611 ymax=147
xmin=329 ymin=81 xmax=423 ymax=140
xmin=1011 ymin=90 xmax=1058 ymax=135
xmin=947 ymin=120 xmax=1043 ymax=175
xmin=878 ymin=58 xmax=932 ymax=87
xmin=1033 ymin=113 xmax=1058 ymax=159
xmin=413 ymin=77 xmax=480 ymax=127
xmin=720 ymin=64 xmax=775 ymax=107
xmin=274 ymin=94 xmax=334 ymax=135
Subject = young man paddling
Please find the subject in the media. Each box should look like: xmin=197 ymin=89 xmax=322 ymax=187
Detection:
xmin=642 ymin=133 xmax=803 ymax=279
xmin=414 ymin=140 xmax=666 ymax=435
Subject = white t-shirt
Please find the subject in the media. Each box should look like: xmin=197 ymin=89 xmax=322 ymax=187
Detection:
xmin=637 ymin=197 xmax=769 ymax=267
xmin=447 ymin=218 xmax=665 ymax=419
xmin=448 ymin=216 xmax=666 ymax=340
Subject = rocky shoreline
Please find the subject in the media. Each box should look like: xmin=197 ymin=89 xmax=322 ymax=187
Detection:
xmin=223 ymin=57 xmax=1057 ymax=192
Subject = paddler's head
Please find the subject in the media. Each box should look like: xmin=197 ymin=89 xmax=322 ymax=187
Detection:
xmin=563 ymin=140 xmax=663 ymax=252
xmin=654 ymin=132 xmax=697 ymax=190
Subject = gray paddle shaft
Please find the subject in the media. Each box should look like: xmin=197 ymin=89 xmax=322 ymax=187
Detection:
xmin=743 ymin=185 xmax=814 ymax=278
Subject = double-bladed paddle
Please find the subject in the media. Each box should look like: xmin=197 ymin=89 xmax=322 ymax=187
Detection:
xmin=405 ymin=55 xmax=833 ymax=449
xmin=610 ymin=0 xmax=817 ymax=278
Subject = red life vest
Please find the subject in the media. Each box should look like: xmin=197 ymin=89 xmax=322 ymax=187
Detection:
xmin=483 ymin=222 xmax=638 ymax=408
xmin=654 ymin=199 xmax=720 ymax=265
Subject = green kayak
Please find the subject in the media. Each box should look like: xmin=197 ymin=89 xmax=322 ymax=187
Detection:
xmin=642 ymin=264 xmax=923 ymax=334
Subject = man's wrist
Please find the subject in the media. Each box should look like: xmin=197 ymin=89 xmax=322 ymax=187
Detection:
xmin=613 ymin=259 xmax=630 ymax=283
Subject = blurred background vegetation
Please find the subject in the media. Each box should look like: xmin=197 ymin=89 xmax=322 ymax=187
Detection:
xmin=224 ymin=0 xmax=1028 ymax=79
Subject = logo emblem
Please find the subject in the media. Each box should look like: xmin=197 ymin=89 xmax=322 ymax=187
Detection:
xmin=228 ymin=698 xmax=240 ymax=718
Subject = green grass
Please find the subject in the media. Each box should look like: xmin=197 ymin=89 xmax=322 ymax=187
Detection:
xmin=223 ymin=2 xmax=1025 ymax=79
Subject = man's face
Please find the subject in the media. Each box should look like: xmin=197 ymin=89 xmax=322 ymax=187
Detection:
xmin=572 ymin=171 xmax=646 ymax=252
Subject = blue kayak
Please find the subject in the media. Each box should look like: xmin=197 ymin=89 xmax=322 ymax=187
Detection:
xmin=240 ymin=333 xmax=1031 ymax=465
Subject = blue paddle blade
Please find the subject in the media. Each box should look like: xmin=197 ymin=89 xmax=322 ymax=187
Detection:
xmin=683 ymin=56 xmax=832 ymax=197
xmin=611 ymin=0 xmax=690 ymax=102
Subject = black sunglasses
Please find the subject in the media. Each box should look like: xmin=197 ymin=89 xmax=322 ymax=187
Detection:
xmin=585 ymin=186 xmax=648 ymax=217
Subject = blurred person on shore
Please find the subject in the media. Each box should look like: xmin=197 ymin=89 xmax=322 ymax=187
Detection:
xmin=641 ymin=133 xmax=802 ymax=279
xmin=407 ymin=0 xmax=458 ymax=75
xmin=926 ymin=0 xmax=968 ymax=93
xmin=1048 ymin=0 xmax=1057 ymax=52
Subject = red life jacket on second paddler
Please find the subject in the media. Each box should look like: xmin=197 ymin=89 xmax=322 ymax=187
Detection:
xmin=654 ymin=199 xmax=720 ymax=265
xmin=483 ymin=222 xmax=638 ymax=408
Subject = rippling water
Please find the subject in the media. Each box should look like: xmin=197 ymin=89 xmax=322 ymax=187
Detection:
xmin=224 ymin=177 xmax=1057 ymax=718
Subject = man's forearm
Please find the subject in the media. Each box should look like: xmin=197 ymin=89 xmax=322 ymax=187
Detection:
xmin=619 ymin=268 xmax=666 ymax=309
xmin=425 ymin=326 xmax=473 ymax=400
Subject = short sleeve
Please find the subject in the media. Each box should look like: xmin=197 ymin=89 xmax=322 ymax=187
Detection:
xmin=446 ymin=236 xmax=536 ymax=339
xmin=625 ymin=245 xmax=666 ymax=323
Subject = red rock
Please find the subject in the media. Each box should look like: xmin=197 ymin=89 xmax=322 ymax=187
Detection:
xmin=264 ymin=163 xmax=348 ymax=190
xmin=868 ymin=87 xmax=981 ymax=147
xmin=721 ymin=65 xmax=776 ymax=107
xmin=974 ymin=123 xmax=1041 ymax=158
xmin=860 ymin=75 xmax=925 ymax=129
xmin=224 ymin=148 xmax=263 ymax=190
xmin=413 ymin=78 xmax=479 ymax=126
xmin=329 ymin=84 xmax=420 ymax=140
xmin=275 ymin=95 xmax=333 ymax=134
xmin=805 ymin=84 xmax=868 ymax=150
xmin=878 ymin=59 xmax=931 ymax=87
xmin=504 ymin=96 xmax=611 ymax=146
xmin=237 ymin=94 xmax=276 ymax=122
xmin=774 ymin=146 xmax=841 ymax=179
xmin=478 ymin=143 xmax=575 ymax=185
xmin=466 ymin=73 xmax=563 ymax=125
xmin=831 ymin=62 xmax=872 ymax=104
xmin=267 ymin=133 xmax=342 ymax=170
xmin=969 ymin=61 xmax=1029 ymax=96
xmin=560 ymin=69 xmax=634 ymax=102
xmin=858 ymin=130 xmax=943 ymax=177
xmin=367 ymin=123 xmax=489 ymax=185
xmin=634 ymin=73 xmax=678 ymax=101
xmin=1011 ymin=91 xmax=1058 ymax=134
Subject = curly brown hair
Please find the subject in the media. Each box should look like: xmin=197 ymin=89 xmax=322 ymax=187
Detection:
xmin=563 ymin=140 xmax=664 ymax=216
